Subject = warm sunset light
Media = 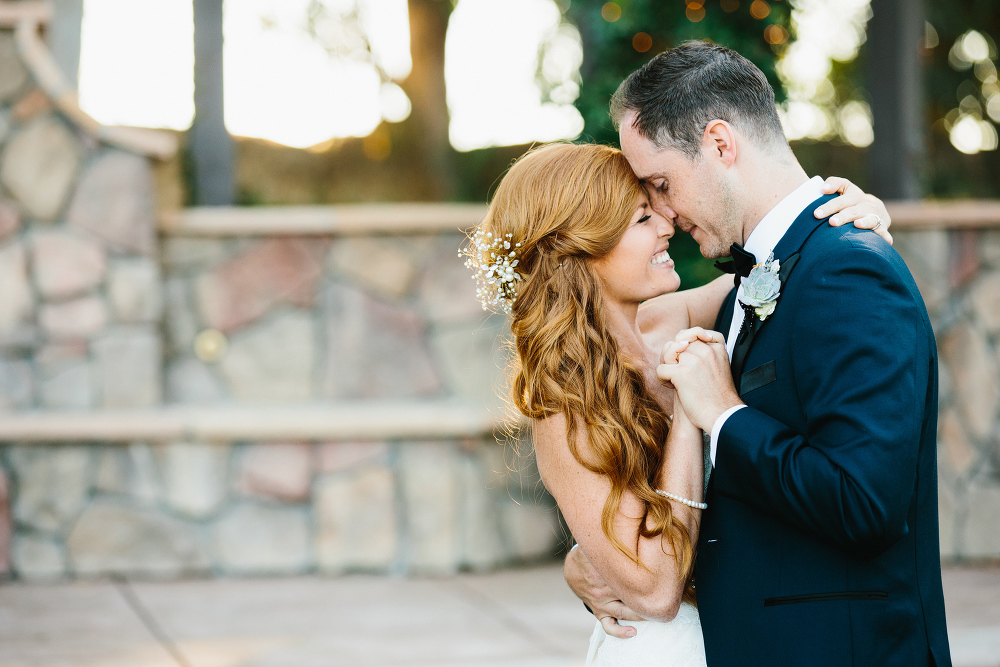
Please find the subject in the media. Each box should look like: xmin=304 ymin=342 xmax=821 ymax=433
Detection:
xmin=77 ymin=0 xmax=582 ymax=150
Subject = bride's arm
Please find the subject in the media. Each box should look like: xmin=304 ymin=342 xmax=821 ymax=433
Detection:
xmin=535 ymin=403 xmax=704 ymax=624
xmin=639 ymin=275 xmax=734 ymax=335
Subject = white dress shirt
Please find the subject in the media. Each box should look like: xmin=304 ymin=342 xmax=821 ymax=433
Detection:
xmin=708 ymin=176 xmax=826 ymax=464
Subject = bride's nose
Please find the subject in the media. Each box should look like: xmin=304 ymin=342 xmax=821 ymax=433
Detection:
xmin=656 ymin=215 xmax=675 ymax=239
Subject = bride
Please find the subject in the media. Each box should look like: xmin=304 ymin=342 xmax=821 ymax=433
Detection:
xmin=463 ymin=142 xmax=891 ymax=666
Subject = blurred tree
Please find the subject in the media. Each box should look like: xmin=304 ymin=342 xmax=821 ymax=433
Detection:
xmin=566 ymin=0 xmax=792 ymax=287
xmin=191 ymin=0 xmax=235 ymax=205
xmin=867 ymin=0 xmax=924 ymax=200
xmin=399 ymin=0 xmax=457 ymax=199
xmin=921 ymin=1 xmax=1000 ymax=198
xmin=304 ymin=0 xmax=458 ymax=201
xmin=567 ymin=0 xmax=791 ymax=145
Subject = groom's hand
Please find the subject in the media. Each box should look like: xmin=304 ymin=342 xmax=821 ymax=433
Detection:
xmin=658 ymin=327 xmax=742 ymax=432
xmin=564 ymin=546 xmax=643 ymax=639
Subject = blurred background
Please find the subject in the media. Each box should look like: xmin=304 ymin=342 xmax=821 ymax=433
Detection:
xmin=1 ymin=0 xmax=1000 ymax=665
xmin=67 ymin=0 xmax=1000 ymax=283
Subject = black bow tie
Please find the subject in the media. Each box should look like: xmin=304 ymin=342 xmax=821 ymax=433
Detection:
xmin=715 ymin=243 xmax=758 ymax=287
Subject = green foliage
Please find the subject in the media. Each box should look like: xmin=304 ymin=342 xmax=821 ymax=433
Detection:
xmin=565 ymin=0 xmax=792 ymax=287
xmin=566 ymin=0 xmax=791 ymax=146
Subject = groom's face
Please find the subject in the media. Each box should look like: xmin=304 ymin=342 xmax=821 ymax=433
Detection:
xmin=620 ymin=113 xmax=741 ymax=259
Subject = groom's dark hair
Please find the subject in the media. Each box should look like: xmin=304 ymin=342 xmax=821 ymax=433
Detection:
xmin=611 ymin=41 xmax=788 ymax=158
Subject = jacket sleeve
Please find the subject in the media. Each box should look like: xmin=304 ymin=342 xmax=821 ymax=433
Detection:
xmin=712 ymin=241 xmax=929 ymax=557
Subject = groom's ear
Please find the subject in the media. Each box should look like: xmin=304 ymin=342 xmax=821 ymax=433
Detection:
xmin=703 ymin=120 xmax=737 ymax=168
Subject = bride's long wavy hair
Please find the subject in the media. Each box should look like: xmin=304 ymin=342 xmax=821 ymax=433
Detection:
xmin=470 ymin=143 xmax=695 ymax=597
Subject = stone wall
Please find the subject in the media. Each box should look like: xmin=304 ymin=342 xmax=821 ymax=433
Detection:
xmin=0 ymin=35 xmax=564 ymax=580
xmin=3 ymin=439 xmax=558 ymax=581
xmin=159 ymin=232 xmax=508 ymax=410
xmin=897 ymin=228 xmax=1000 ymax=561
xmin=2 ymin=22 xmax=1000 ymax=579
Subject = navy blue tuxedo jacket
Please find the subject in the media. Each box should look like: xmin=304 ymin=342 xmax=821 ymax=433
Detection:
xmin=695 ymin=195 xmax=951 ymax=666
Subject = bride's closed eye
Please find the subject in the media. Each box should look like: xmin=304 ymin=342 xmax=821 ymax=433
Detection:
xmin=638 ymin=214 xmax=651 ymax=223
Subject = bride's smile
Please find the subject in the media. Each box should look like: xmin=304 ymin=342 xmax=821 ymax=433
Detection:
xmin=650 ymin=247 xmax=673 ymax=267
xmin=594 ymin=195 xmax=682 ymax=309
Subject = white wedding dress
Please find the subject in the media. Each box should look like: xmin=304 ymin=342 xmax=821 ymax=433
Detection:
xmin=585 ymin=444 xmax=712 ymax=666
xmin=584 ymin=602 xmax=707 ymax=667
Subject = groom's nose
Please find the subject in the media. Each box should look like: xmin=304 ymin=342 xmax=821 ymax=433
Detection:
xmin=651 ymin=199 xmax=678 ymax=223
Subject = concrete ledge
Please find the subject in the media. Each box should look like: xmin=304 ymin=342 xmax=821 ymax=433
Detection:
xmin=0 ymin=401 xmax=513 ymax=443
xmin=0 ymin=1 xmax=52 ymax=27
xmin=159 ymin=203 xmax=489 ymax=237
xmin=157 ymin=201 xmax=1000 ymax=237
xmin=887 ymin=200 xmax=1000 ymax=230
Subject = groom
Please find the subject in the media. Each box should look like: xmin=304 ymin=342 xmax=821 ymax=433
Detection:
xmin=564 ymin=42 xmax=951 ymax=666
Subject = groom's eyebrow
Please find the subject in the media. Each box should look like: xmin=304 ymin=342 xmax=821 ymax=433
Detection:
xmin=639 ymin=172 xmax=669 ymax=183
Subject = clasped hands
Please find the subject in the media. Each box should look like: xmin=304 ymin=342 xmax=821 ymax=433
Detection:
xmin=656 ymin=327 xmax=743 ymax=433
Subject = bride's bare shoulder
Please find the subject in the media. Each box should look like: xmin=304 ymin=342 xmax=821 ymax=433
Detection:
xmin=639 ymin=276 xmax=735 ymax=349
xmin=638 ymin=292 xmax=691 ymax=351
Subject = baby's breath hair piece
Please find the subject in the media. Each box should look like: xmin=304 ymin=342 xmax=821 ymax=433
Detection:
xmin=459 ymin=229 xmax=523 ymax=315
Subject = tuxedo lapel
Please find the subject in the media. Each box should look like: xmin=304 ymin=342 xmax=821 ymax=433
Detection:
xmin=730 ymin=308 xmax=763 ymax=385
xmin=729 ymin=195 xmax=836 ymax=384
xmin=715 ymin=288 xmax=738 ymax=335
xmin=770 ymin=194 xmax=836 ymax=262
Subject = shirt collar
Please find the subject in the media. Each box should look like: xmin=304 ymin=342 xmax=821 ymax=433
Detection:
xmin=743 ymin=176 xmax=825 ymax=264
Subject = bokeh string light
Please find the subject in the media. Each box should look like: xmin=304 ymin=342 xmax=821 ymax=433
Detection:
xmin=764 ymin=24 xmax=789 ymax=45
xmin=686 ymin=2 xmax=706 ymax=23
xmin=750 ymin=0 xmax=771 ymax=20
xmin=775 ymin=0 xmax=873 ymax=147
xmin=943 ymin=29 xmax=999 ymax=155
xmin=632 ymin=32 xmax=653 ymax=53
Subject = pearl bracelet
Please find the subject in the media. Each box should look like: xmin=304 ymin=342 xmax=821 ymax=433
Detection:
xmin=656 ymin=489 xmax=707 ymax=510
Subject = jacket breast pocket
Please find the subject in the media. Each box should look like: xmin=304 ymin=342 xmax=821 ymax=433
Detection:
xmin=763 ymin=591 xmax=888 ymax=607
xmin=740 ymin=360 xmax=776 ymax=394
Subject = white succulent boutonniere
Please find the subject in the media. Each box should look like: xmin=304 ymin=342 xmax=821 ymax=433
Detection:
xmin=739 ymin=252 xmax=782 ymax=321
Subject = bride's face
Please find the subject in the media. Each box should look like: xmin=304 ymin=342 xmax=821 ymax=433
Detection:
xmin=593 ymin=193 xmax=681 ymax=308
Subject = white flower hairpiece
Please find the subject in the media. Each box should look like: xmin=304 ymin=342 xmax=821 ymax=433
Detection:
xmin=459 ymin=229 xmax=523 ymax=314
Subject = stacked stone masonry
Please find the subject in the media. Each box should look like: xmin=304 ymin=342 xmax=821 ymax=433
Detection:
xmin=0 ymin=36 xmax=562 ymax=580
xmin=2 ymin=439 xmax=557 ymax=581
xmin=0 ymin=24 xmax=998 ymax=578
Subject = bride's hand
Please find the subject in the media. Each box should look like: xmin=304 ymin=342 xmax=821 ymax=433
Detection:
xmin=817 ymin=177 xmax=893 ymax=245
xmin=658 ymin=327 xmax=741 ymax=432
xmin=661 ymin=327 xmax=725 ymax=367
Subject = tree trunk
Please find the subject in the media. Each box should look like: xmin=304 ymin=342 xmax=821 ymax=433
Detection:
xmin=190 ymin=0 xmax=234 ymax=205
xmin=866 ymin=0 xmax=925 ymax=200
xmin=399 ymin=0 xmax=455 ymax=200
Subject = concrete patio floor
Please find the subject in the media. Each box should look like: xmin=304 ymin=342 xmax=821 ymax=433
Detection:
xmin=0 ymin=564 xmax=997 ymax=667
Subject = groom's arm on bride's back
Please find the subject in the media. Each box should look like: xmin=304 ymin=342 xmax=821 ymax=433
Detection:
xmin=713 ymin=239 xmax=928 ymax=556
